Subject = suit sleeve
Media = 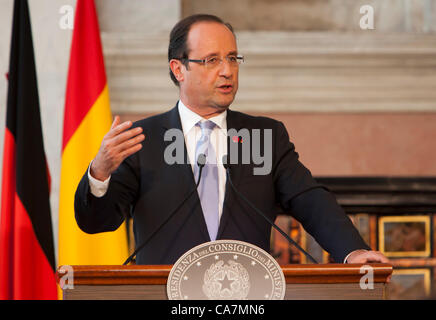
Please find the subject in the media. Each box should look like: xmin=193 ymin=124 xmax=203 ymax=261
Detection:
xmin=272 ymin=121 xmax=370 ymax=262
xmin=74 ymin=154 xmax=139 ymax=234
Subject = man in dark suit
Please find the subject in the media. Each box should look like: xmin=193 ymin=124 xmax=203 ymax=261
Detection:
xmin=75 ymin=14 xmax=389 ymax=266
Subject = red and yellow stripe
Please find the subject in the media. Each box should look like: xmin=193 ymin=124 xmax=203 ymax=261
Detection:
xmin=58 ymin=0 xmax=128 ymax=267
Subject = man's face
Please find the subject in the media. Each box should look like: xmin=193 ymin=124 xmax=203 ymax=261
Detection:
xmin=178 ymin=22 xmax=239 ymax=115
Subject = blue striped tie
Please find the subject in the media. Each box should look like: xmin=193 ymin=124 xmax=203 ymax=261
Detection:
xmin=194 ymin=120 xmax=219 ymax=241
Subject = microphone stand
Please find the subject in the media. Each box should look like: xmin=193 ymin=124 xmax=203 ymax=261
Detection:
xmin=223 ymin=158 xmax=318 ymax=264
xmin=123 ymin=154 xmax=206 ymax=265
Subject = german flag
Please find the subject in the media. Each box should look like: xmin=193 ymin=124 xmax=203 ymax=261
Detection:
xmin=58 ymin=0 xmax=128 ymax=267
xmin=0 ymin=0 xmax=57 ymax=300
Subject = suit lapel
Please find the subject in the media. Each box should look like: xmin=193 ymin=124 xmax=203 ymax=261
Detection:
xmin=162 ymin=104 xmax=210 ymax=241
xmin=217 ymin=109 xmax=246 ymax=239
xmin=161 ymin=105 xmax=248 ymax=241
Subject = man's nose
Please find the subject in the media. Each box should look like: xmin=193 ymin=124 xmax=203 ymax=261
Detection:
xmin=218 ymin=58 xmax=233 ymax=77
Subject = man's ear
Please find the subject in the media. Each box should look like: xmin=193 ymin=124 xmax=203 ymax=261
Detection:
xmin=169 ymin=59 xmax=185 ymax=83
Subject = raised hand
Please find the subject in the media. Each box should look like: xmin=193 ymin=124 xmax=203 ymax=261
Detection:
xmin=90 ymin=115 xmax=145 ymax=181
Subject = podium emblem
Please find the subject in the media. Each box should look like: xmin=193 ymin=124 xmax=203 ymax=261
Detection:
xmin=167 ymin=240 xmax=285 ymax=300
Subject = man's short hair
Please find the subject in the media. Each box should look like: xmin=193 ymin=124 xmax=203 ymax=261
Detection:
xmin=168 ymin=14 xmax=235 ymax=87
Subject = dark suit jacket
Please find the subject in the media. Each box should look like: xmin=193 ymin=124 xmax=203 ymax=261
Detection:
xmin=74 ymin=105 xmax=370 ymax=264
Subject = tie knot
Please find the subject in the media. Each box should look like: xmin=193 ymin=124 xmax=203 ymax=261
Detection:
xmin=197 ymin=120 xmax=216 ymax=134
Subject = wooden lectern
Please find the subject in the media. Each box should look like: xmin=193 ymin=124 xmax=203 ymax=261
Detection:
xmin=57 ymin=263 xmax=392 ymax=300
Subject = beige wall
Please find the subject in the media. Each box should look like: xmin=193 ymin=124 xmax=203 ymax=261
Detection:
xmin=267 ymin=112 xmax=436 ymax=176
xmin=182 ymin=0 xmax=436 ymax=32
xmin=120 ymin=111 xmax=436 ymax=177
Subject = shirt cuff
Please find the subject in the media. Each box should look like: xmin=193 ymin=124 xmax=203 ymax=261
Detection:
xmin=87 ymin=161 xmax=110 ymax=197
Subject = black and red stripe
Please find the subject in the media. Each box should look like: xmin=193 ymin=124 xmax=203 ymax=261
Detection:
xmin=0 ymin=0 xmax=57 ymax=300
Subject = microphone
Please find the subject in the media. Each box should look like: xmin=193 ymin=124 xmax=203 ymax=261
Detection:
xmin=222 ymin=155 xmax=318 ymax=264
xmin=123 ymin=154 xmax=207 ymax=265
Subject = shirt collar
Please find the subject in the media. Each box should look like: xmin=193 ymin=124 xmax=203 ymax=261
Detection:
xmin=178 ymin=100 xmax=227 ymax=136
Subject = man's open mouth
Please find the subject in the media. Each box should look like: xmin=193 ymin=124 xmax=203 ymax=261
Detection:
xmin=218 ymin=84 xmax=233 ymax=92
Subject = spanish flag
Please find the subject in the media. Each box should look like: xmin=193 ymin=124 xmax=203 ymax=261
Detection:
xmin=58 ymin=0 xmax=128 ymax=267
xmin=0 ymin=0 xmax=57 ymax=300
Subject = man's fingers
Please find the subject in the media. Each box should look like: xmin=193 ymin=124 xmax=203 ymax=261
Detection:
xmin=378 ymin=255 xmax=390 ymax=264
xmin=360 ymin=251 xmax=390 ymax=264
xmin=367 ymin=251 xmax=390 ymax=263
xmin=111 ymin=115 xmax=121 ymax=129
xmin=347 ymin=250 xmax=391 ymax=264
xmin=98 ymin=134 xmax=143 ymax=174
xmin=111 ymin=126 xmax=143 ymax=146
xmin=120 ymin=142 xmax=143 ymax=159
xmin=93 ymin=119 xmax=144 ymax=179
xmin=107 ymin=120 xmax=133 ymax=138
xmin=114 ymin=133 xmax=145 ymax=154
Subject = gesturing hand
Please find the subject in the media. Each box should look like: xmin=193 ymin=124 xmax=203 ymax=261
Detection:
xmin=90 ymin=115 xmax=145 ymax=181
